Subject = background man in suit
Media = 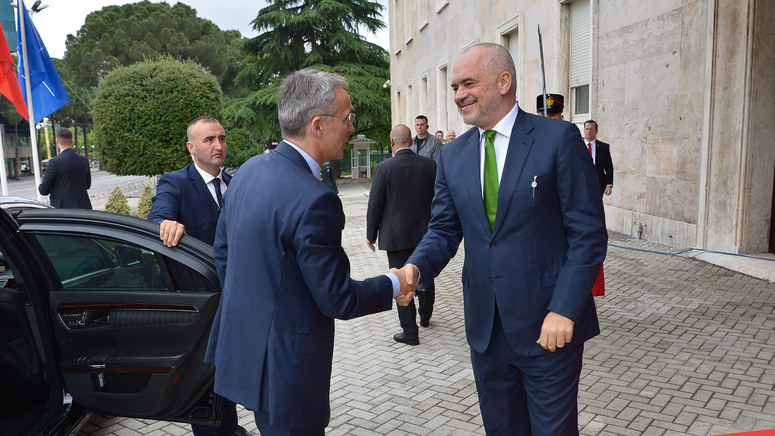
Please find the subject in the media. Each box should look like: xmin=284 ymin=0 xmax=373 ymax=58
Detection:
xmin=38 ymin=129 xmax=92 ymax=209
xmin=205 ymin=69 xmax=414 ymax=436
xmin=402 ymin=43 xmax=607 ymax=434
xmin=536 ymin=93 xmax=565 ymax=120
xmin=367 ymin=124 xmax=436 ymax=346
xmin=147 ymin=117 xmax=251 ymax=436
xmin=584 ymin=120 xmax=614 ymax=196
xmin=148 ymin=116 xmax=231 ymax=248
xmin=446 ymin=130 xmax=457 ymax=143
xmin=411 ymin=115 xmax=443 ymax=161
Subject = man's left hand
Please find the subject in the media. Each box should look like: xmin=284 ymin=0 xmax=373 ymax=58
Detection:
xmin=604 ymin=186 xmax=612 ymax=196
xmin=159 ymin=219 xmax=186 ymax=247
xmin=536 ymin=311 xmax=575 ymax=352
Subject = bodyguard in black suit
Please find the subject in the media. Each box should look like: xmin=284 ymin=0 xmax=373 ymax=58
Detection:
xmin=38 ymin=129 xmax=92 ymax=209
xmin=584 ymin=120 xmax=614 ymax=196
xmin=147 ymin=117 xmax=251 ymax=436
xmin=367 ymin=124 xmax=436 ymax=345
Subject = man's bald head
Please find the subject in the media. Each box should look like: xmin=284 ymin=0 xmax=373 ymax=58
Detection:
xmin=390 ymin=124 xmax=413 ymax=153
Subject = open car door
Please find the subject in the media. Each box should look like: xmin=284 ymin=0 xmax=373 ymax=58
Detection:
xmin=14 ymin=209 xmax=222 ymax=426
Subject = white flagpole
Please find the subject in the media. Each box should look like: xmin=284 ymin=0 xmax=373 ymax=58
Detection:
xmin=18 ymin=0 xmax=43 ymax=201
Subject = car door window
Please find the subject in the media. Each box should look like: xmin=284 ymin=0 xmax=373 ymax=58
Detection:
xmin=33 ymin=234 xmax=209 ymax=292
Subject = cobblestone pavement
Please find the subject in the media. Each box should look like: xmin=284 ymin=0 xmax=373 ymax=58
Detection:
xmin=80 ymin=180 xmax=775 ymax=436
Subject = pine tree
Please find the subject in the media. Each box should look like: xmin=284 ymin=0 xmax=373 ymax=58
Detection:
xmin=227 ymin=0 xmax=391 ymax=145
xmin=104 ymin=186 xmax=130 ymax=215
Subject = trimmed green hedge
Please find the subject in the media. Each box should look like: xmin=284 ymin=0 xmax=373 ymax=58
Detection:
xmin=93 ymin=57 xmax=223 ymax=176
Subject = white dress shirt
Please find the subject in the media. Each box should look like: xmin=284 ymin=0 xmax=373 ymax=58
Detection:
xmin=478 ymin=103 xmax=519 ymax=197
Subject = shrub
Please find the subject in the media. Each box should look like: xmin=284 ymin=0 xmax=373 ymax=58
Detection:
xmin=104 ymin=186 xmax=130 ymax=215
xmin=136 ymin=184 xmax=154 ymax=219
xmin=93 ymin=57 xmax=223 ymax=176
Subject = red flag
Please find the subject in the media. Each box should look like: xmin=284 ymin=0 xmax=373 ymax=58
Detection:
xmin=0 ymin=22 xmax=29 ymax=120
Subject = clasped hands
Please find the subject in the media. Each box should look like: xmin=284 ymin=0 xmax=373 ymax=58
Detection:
xmin=389 ymin=263 xmax=421 ymax=307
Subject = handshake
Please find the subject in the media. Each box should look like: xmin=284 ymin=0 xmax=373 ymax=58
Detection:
xmin=389 ymin=264 xmax=420 ymax=307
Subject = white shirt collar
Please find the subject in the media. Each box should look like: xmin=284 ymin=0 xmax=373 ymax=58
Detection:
xmin=193 ymin=161 xmax=223 ymax=185
xmin=477 ymin=103 xmax=519 ymax=140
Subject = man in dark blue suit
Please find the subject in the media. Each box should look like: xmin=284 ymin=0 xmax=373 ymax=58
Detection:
xmin=38 ymin=129 xmax=92 ymax=209
xmin=148 ymin=116 xmax=250 ymax=436
xmin=148 ymin=116 xmax=231 ymax=248
xmin=583 ymin=120 xmax=614 ymax=197
xmin=205 ymin=69 xmax=414 ymax=435
xmin=403 ymin=43 xmax=607 ymax=435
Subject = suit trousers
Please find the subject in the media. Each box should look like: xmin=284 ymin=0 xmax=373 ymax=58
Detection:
xmin=470 ymin=307 xmax=583 ymax=436
xmin=191 ymin=397 xmax=239 ymax=436
xmin=387 ymin=249 xmax=435 ymax=335
xmin=253 ymin=411 xmax=324 ymax=436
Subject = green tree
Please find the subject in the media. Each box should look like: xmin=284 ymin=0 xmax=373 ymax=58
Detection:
xmin=136 ymin=184 xmax=154 ymax=219
xmin=63 ymin=1 xmax=245 ymax=97
xmin=223 ymin=127 xmax=264 ymax=170
xmin=92 ymin=57 xmax=222 ymax=176
xmin=104 ymin=186 xmax=130 ymax=215
xmin=228 ymin=0 xmax=391 ymax=143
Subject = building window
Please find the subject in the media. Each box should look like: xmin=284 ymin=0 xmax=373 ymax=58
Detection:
xmin=406 ymin=82 xmax=413 ymax=125
xmin=569 ymin=0 xmax=591 ymax=119
xmin=419 ymin=74 xmax=428 ymax=117
xmin=437 ymin=65 xmax=448 ymax=130
xmin=505 ymin=31 xmax=520 ymax=103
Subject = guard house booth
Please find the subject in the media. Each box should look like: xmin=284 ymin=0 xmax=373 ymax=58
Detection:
xmin=349 ymin=134 xmax=374 ymax=179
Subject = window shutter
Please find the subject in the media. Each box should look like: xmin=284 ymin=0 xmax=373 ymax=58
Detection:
xmin=569 ymin=0 xmax=591 ymax=88
xmin=507 ymin=32 xmax=519 ymax=101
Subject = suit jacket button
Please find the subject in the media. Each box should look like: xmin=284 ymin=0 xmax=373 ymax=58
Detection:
xmin=489 ymin=276 xmax=494 ymax=282
xmin=489 ymin=242 xmax=496 ymax=247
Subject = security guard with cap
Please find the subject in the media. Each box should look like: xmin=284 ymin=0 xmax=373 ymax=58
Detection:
xmin=536 ymin=93 xmax=565 ymax=119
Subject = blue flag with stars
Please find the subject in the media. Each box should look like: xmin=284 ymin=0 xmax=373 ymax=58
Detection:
xmin=16 ymin=0 xmax=69 ymax=124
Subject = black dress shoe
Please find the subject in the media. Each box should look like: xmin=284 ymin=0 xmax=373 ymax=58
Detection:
xmin=393 ymin=332 xmax=419 ymax=345
xmin=420 ymin=316 xmax=430 ymax=327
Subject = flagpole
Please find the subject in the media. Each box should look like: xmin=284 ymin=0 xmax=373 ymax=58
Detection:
xmin=18 ymin=0 xmax=43 ymax=201
xmin=0 ymin=124 xmax=8 ymax=196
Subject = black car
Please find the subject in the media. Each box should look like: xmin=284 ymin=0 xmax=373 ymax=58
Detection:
xmin=0 ymin=202 xmax=223 ymax=435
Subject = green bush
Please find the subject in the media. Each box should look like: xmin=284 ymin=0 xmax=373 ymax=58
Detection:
xmin=93 ymin=57 xmax=223 ymax=176
xmin=223 ymin=127 xmax=264 ymax=170
xmin=136 ymin=184 xmax=154 ymax=219
xmin=104 ymin=186 xmax=130 ymax=215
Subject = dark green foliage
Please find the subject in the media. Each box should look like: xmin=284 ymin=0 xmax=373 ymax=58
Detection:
xmin=92 ymin=57 xmax=222 ymax=176
xmin=63 ymin=1 xmax=245 ymax=97
xmin=223 ymin=128 xmax=264 ymax=170
xmin=229 ymin=0 xmax=391 ymax=143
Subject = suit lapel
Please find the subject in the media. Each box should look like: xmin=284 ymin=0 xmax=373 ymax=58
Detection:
xmin=492 ymin=109 xmax=535 ymax=235
xmin=462 ymin=130 xmax=491 ymax=237
xmin=187 ymin=164 xmax=218 ymax=210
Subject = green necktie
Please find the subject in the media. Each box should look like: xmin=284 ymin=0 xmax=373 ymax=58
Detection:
xmin=483 ymin=130 xmax=498 ymax=231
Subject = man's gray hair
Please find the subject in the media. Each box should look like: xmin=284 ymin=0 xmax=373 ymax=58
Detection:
xmin=462 ymin=43 xmax=517 ymax=91
xmin=278 ymin=69 xmax=349 ymax=138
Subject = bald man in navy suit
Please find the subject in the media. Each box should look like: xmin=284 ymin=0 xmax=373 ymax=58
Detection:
xmin=402 ymin=43 xmax=607 ymax=435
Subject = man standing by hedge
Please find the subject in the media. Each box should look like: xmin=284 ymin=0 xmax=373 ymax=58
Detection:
xmin=38 ymin=129 xmax=92 ymax=209
xmin=148 ymin=116 xmax=253 ymax=436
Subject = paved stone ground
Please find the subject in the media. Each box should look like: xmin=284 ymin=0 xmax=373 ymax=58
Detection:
xmin=80 ymin=180 xmax=775 ymax=436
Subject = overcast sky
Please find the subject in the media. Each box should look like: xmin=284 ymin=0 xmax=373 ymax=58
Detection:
xmin=29 ymin=0 xmax=389 ymax=59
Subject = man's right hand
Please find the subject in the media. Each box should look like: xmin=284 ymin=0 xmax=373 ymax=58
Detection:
xmin=390 ymin=267 xmax=416 ymax=306
xmin=401 ymin=263 xmax=420 ymax=289
xmin=159 ymin=220 xmax=186 ymax=247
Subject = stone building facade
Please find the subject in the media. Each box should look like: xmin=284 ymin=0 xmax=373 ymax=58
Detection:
xmin=388 ymin=0 xmax=775 ymax=256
